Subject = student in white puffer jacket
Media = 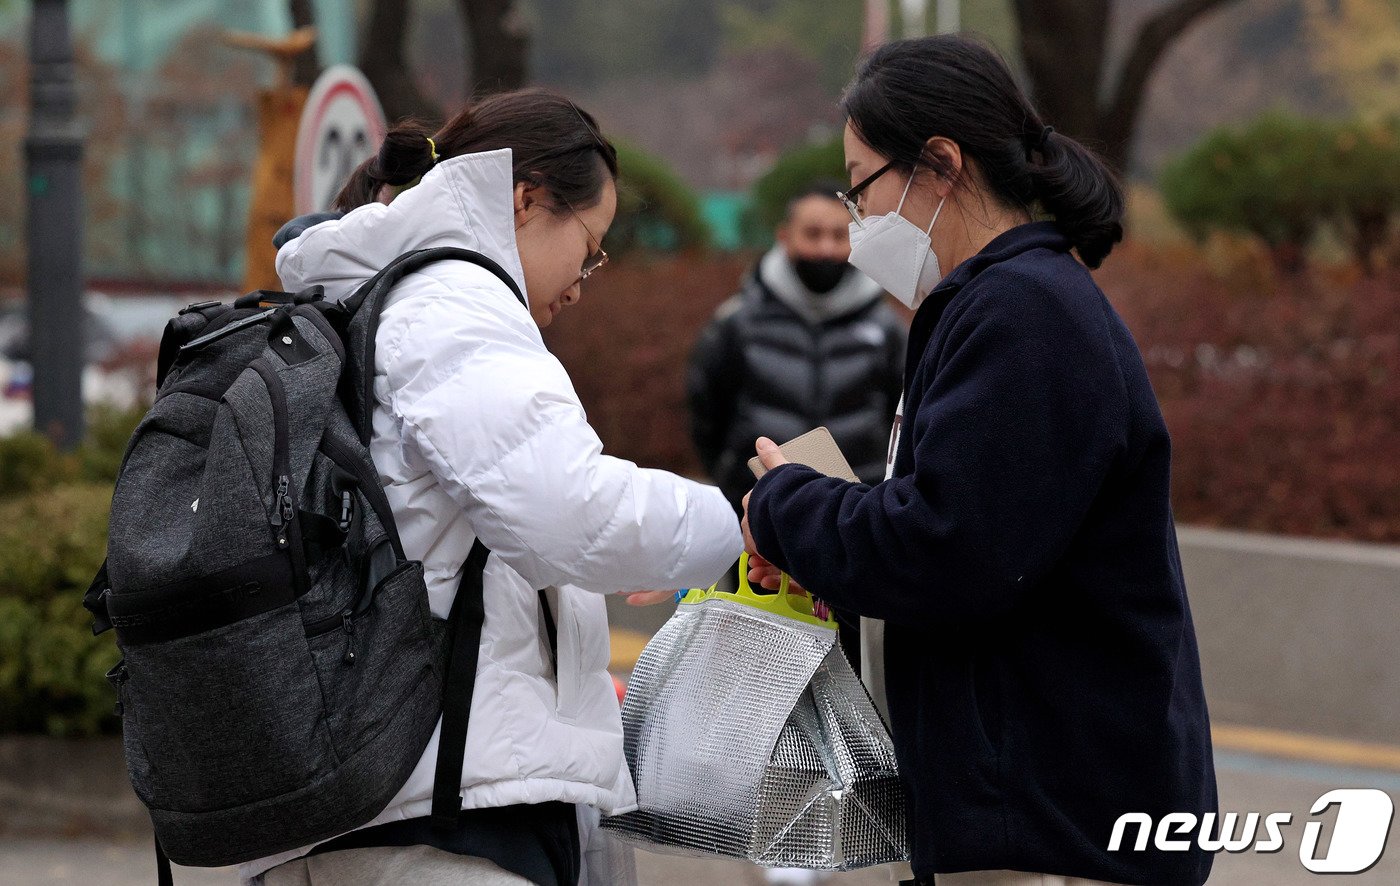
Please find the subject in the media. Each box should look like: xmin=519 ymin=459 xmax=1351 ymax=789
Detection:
xmin=243 ymin=90 xmax=742 ymax=886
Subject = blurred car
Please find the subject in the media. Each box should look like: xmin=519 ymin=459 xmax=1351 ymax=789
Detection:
xmin=0 ymin=291 xmax=229 ymax=435
xmin=0 ymin=291 xmax=197 ymax=365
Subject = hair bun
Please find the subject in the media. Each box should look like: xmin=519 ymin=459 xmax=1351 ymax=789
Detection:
xmin=370 ymin=121 xmax=438 ymax=186
xmin=332 ymin=89 xmax=617 ymax=214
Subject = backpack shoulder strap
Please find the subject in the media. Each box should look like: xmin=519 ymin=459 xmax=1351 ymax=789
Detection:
xmin=429 ymin=540 xmax=559 ymax=831
xmin=336 ymin=248 xmax=526 ymax=829
xmin=430 ymin=538 xmax=491 ymax=831
xmin=341 ymin=248 xmax=527 ymax=446
xmin=342 ymin=247 xmax=525 ymax=315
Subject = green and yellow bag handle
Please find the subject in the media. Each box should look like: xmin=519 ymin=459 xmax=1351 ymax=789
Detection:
xmin=679 ymin=552 xmax=837 ymax=630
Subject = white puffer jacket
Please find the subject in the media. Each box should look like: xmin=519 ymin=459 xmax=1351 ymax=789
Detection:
xmin=241 ymin=148 xmax=742 ymax=878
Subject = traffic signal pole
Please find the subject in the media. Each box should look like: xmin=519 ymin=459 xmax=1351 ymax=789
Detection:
xmin=25 ymin=0 xmax=86 ymax=448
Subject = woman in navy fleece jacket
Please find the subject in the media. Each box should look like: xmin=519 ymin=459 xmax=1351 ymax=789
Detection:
xmin=742 ymin=36 xmax=1217 ymax=886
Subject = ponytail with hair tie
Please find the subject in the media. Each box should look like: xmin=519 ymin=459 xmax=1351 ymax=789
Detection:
xmin=1024 ymin=124 xmax=1054 ymax=162
xmin=332 ymin=119 xmax=440 ymax=209
xmin=332 ymin=88 xmax=618 ymax=214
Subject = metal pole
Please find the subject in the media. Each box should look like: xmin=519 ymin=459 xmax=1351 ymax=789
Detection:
xmin=123 ymin=0 xmax=143 ymax=275
xmin=936 ymin=0 xmax=960 ymax=34
xmin=25 ymin=0 xmax=86 ymax=448
xmin=901 ymin=0 xmax=928 ymax=39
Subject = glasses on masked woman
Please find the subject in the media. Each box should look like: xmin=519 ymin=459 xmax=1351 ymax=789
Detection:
xmin=836 ymin=160 xmax=896 ymax=229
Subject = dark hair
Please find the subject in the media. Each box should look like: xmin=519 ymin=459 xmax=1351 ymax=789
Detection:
xmin=334 ymin=87 xmax=619 ymax=214
xmin=784 ymin=180 xmax=847 ymax=220
xmin=842 ymin=36 xmax=1123 ymax=268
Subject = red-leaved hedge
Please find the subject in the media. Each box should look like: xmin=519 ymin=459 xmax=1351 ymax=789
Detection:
xmin=542 ymin=253 xmax=750 ymax=479
xmin=1100 ymin=242 xmax=1399 ymax=543
xmin=543 ymin=244 xmax=1400 ymax=544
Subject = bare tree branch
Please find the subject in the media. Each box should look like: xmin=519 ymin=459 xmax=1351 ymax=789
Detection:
xmin=1100 ymin=0 xmax=1242 ymax=170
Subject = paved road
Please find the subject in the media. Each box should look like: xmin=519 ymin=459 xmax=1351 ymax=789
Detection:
xmin=4 ymin=754 xmax=1398 ymax=884
xmin=5 ymin=598 xmax=1396 ymax=885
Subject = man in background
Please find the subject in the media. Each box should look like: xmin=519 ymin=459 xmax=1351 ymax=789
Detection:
xmin=686 ymin=182 xmax=906 ymax=677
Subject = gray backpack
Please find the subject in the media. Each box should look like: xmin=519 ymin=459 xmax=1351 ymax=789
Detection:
xmin=83 ymin=248 xmax=538 ymax=880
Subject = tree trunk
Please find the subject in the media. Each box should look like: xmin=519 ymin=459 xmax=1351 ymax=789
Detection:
xmin=289 ymin=0 xmax=320 ymax=87
xmin=459 ymin=0 xmax=530 ymax=96
xmin=1014 ymin=0 xmax=1243 ymax=175
xmin=1014 ymin=0 xmax=1110 ymax=146
xmin=1351 ymin=211 xmax=1388 ymax=276
xmin=359 ymin=0 xmax=441 ymax=123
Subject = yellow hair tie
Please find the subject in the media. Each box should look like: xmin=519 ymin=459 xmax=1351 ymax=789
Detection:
xmin=426 ymin=136 xmax=440 ymax=163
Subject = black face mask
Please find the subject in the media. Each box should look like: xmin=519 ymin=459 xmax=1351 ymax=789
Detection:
xmin=792 ymin=257 xmax=850 ymax=294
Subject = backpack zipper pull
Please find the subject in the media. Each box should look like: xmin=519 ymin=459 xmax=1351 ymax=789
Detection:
xmin=278 ymin=475 xmax=294 ymax=522
xmin=338 ymin=491 xmax=354 ymax=532
xmin=271 ymin=475 xmax=292 ymax=547
xmin=341 ymin=613 xmax=357 ymax=665
xmin=106 ymin=661 xmax=129 ymax=717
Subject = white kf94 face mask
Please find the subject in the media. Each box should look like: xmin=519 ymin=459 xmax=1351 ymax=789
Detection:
xmin=847 ymin=171 xmax=947 ymax=310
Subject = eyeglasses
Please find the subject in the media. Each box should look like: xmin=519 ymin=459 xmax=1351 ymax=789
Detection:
xmin=836 ymin=160 xmax=895 ymax=228
xmin=580 ymin=248 xmax=609 ymax=281
xmin=563 ymin=198 xmax=609 ymax=283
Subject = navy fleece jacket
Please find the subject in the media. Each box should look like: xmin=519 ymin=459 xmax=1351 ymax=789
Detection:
xmin=748 ymin=222 xmax=1217 ymax=885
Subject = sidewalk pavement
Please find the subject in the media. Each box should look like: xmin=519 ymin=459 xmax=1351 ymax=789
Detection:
xmin=5 ymin=758 xmax=1398 ymax=885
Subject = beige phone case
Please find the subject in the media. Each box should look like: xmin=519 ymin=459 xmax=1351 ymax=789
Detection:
xmin=748 ymin=426 xmax=859 ymax=482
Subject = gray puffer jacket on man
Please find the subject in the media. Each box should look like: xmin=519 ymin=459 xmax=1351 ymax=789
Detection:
xmin=687 ymin=246 xmax=907 ymax=512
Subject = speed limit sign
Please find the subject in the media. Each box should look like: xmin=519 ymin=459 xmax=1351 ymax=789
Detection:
xmin=294 ymin=65 xmax=387 ymax=215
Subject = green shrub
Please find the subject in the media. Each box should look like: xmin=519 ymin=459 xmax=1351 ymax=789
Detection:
xmin=0 ymin=482 xmax=118 ymax=737
xmin=611 ymin=141 xmax=711 ymax=253
xmin=746 ymin=137 xmax=845 ymax=243
xmin=1317 ymin=118 xmax=1400 ymax=274
xmin=0 ymin=406 xmax=143 ymax=500
xmin=0 ymin=431 xmax=74 ymax=497
xmin=0 ymin=406 xmax=143 ymax=736
xmin=0 ymin=481 xmax=112 ymax=603
xmin=1161 ymin=113 xmax=1335 ymax=273
xmin=1159 ymin=111 xmax=1400 ymax=274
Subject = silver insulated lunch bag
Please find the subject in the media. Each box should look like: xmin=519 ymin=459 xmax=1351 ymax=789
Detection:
xmin=602 ymin=553 xmax=909 ymax=870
